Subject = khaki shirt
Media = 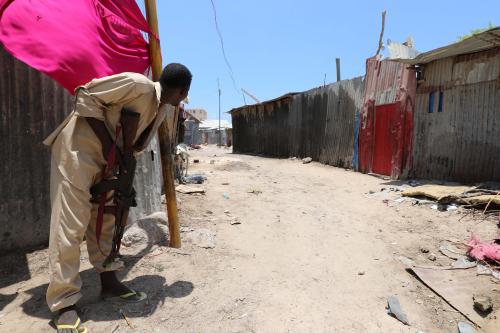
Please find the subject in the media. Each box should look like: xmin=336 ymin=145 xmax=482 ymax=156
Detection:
xmin=44 ymin=72 xmax=169 ymax=149
xmin=44 ymin=72 xmax=170 ymax=191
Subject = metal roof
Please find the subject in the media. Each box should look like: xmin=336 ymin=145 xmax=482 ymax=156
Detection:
xmin=229 ymin=92 xmax=299 ymax=114
xmin=396 ymin=27 xmax=500 ymax=65
xmin=199 ymin=119 xmax=232 ymax=130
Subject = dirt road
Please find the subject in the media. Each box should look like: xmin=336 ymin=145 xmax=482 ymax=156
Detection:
xmin=0 ymin=146 xmax=497 ymax=332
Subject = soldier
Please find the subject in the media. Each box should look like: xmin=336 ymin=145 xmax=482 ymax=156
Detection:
xmin=44 ymin=63 xmax=192 ymax=333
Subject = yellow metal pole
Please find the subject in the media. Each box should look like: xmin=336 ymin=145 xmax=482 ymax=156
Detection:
xmin=144 ymin=0 xmax=181 ymax=248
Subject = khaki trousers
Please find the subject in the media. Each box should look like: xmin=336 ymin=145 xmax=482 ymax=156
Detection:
xmin=46 ymin=116 xmax=116 ymax=312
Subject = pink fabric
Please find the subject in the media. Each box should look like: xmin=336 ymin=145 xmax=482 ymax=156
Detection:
xmin=0 ymin=0 xmax=154 ymax=93
xmin=467 ymin=234 xmax=500 ymax=261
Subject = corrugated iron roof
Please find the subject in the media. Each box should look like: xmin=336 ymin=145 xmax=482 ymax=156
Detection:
xmin=184 ymin=109 xmax=202 ymax=123
xmin=396 ymin=27 xmax=500 ymax=65
xmin=199 ymin=119 xmax=232 ymax=130
xmin=229 ymin=92 xmax=299 ymax=114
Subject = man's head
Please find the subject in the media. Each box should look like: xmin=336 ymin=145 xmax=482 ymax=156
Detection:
xmin=159 ymin=63 xmax=192 ymax=106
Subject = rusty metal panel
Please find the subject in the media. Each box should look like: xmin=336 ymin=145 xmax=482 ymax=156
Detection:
xmin=0 ymin=46 xmax=73 ymax=252
xmin=319 ymin=77 xmax=364 ymax=168
xmin=232 ymin=97 xmax=292 ymax=157
xmin=413 ymin=67 xmax=500 ymax=182
xmin=400 ymin=28 xmax=500 ymax=65
xmin=359 ymin=58 xmax=416 ymax=179
xmin=231 ymin=78 xmax=364 ymax=168
xmin=1 ymin=46 xmax=163 ymax=252
xmin=418 ymin=48 xmax=500 ymax=91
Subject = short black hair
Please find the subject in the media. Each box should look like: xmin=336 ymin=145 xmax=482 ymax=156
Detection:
xmin=159 ymin=63 xmax=192 ymax=91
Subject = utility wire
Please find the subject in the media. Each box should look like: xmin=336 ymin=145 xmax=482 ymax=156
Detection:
xmin=209 ymin=0 xmax=246 ymax=105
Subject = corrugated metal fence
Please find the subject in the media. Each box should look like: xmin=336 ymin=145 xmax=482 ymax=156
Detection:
xmin=0 ymin=46 xmax=73 ymax=252
xmin=1 ymin=46 xmax=163 ymax=252
xmin=232 ymin=96 xmax=292 ymax=157
xmin=412 ymin=48 xmax=500 ymax=182
xmin=232 ymin=77 xmax=364 ymax=168
xmin=290 ymin=77 xmax=364 ymax=168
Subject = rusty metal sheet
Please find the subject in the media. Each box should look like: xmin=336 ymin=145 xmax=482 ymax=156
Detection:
xmin=398 ymin=27 xmax=500 ymax=65
xmin=359 ymin=58 xmax=416 ymax=179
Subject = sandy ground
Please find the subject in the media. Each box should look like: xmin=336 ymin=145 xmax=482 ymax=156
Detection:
xmin=0 ymin=145 xmax=498 ymax=333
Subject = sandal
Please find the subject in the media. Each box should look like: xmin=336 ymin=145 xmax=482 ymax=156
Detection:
xmin=55 ymin=317 xmax=87 ymax=333
xmin=102 ymin=289 xmax=147 ymax=302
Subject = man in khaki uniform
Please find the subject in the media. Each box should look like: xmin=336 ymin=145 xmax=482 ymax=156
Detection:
xmin=44 ymin=63 xmax=192 ymax=333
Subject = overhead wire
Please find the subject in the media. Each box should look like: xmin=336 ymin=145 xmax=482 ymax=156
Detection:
xmin=209 ymin=0 xmax=246 ymax=105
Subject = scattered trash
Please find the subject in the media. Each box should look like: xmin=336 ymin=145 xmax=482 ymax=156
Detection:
xmin=457 ymin=321 xmax=476 ymax=333
xmin=451 ymin=257 xmax=476 ymax=269
xmin=420 ymin=247 xmax=430 ymax=254
xmin=477 ymin=264 xmax=500 ymax=281
xmin=387 ymin=295 xmax=409 ymax=325
xmin=247 ymin=188 xmax=262 ymax=195
xmin=230 ymin=218 xmax=241 ymax=225
xmin=222 ymin=182 xmax=230 ymax=185
xmin=186 ymin=229 xmax=216 ymax=249
xmin=408 ymin=266 xmax=495 ymax=327
xmin=428 ymin=253 xmax=437 ymax=261
xmin=473 ymin=294 xmax=493 ymax=313
xmin=183 ymin=174 xmax=205 ymax=184
xmin=408 ymin=180 xmax=420 ymax=187
xmin=447 ymin=204 xmax=458 ymax=211
xmin=224 ymin=210 xmax=230 ymax=214
xmin=402 ymin=184 xmax=500 ymax=208
xmin=176 ymin=185 xmax=206 ymax=194
xmin=397 ymin=256 xmax=415 ymax=268
xmin=180 ymin=226 xmax=194 ymax=233
xmin=223 ymin=193 xmax=230 ymax=200
xmin=193 ymin=159 xmax=200 ymax=163
xmin=394 ymin=197 xmax=406 ymax=203
xmin=358 ymin=271 xmax=365 ymax=276
xmin=302 ymin=157 xmax=312 ymax=164
xmin=467 ymin=234 xmax=500 ymax=261
xmin=439 ymin=244 xmax=466 ymax=260
xmin=430 ymin=204 xmax=438 ymax=210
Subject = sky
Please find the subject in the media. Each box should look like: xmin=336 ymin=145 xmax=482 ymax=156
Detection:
xmin=139 ymin=1 xmax=498 ymax=121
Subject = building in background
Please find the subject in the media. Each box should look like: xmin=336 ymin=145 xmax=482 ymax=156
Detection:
xmin=185 ymin=108 xmax=207 ymax=121
xmin=199 ymin=119 xmax=232 ymax=146
xmin=182 ymin=109 xmax=202 ymax=145
xmin=399 ymin=27 xmax=500 ymax=182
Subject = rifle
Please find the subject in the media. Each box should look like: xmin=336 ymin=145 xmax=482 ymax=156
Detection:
xmin=88 ymin=108 xmax=140 ymax=269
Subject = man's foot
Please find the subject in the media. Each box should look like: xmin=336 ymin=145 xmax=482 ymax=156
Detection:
xmin=55 ymin=305 xmax=86 ymax=333
xmin=100 ymin=271 xmax=147 ymax=302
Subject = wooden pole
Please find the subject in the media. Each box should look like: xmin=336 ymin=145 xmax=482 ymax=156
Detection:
xmin=144 ymin=0 xmax=181 ymax=248
xmin=335 ymin=58 xmax=341 ymax=82
xmin=375 ymin=11 xmax=386 ymax=56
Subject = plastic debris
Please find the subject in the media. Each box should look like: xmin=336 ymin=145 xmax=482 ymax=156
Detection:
xmin=451 ymin=257 xmax=476 ymax=269
xmin=302 ymin=157 xmax=312 ymax=164
xmin=439 ymin=244 xmax=466 ymax=260
xmin=176 ymin=185 xmax=205 ymax=194
xmin=183 ymin=174 xmax=205 ymax=184
xmin=477 ymin=264 xmax=500 ymax=280
xmin=387 ymin=295 xmax=409 ymax=325
xmin=457 ymin=321 xmax=476 ymax=333
xmin=467 ymin=234 xmax=500 ymax=261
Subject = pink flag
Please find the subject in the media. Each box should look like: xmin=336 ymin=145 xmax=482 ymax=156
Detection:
xmin=0 ymin=0 xmax=154 ymax=93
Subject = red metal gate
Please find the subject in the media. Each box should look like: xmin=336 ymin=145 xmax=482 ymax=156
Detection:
xmin=372 ymin=103 xmax=399 ymax=176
